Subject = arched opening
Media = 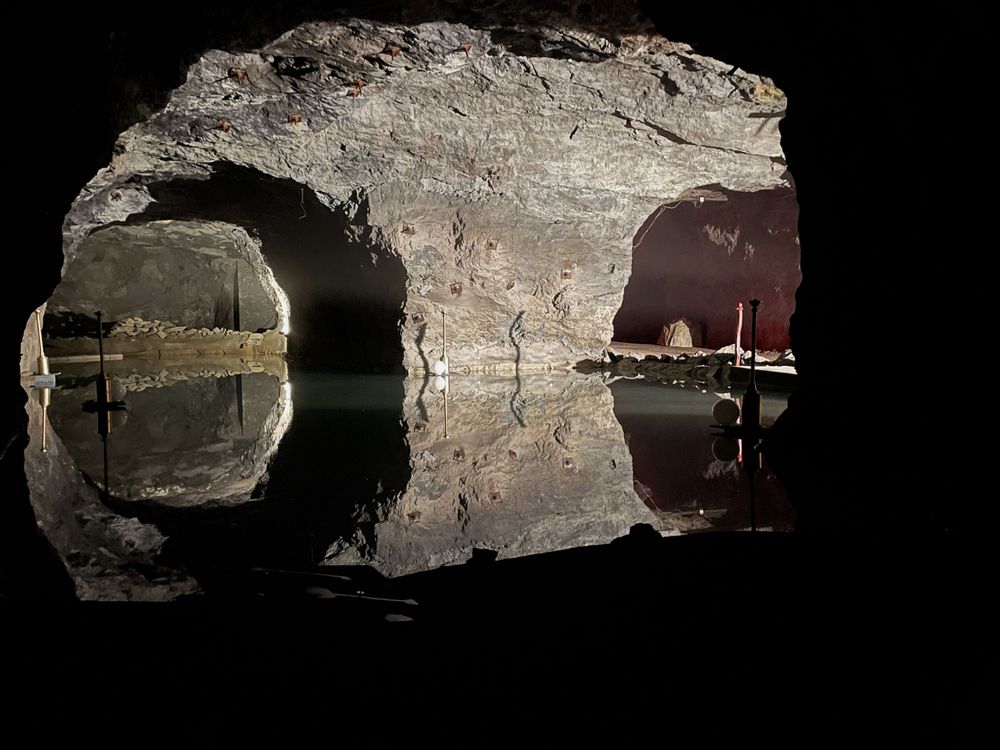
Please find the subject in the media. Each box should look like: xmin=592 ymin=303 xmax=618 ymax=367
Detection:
xmin=139 ymin=164 xmax=407 ymax=373
xmin=613 ymin=186 xmax=800 ymax=353
xmin=27 ymin=163 xmax=413 ymax=579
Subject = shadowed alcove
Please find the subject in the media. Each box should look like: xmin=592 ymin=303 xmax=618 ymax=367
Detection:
xmin=614 ymin=186 xmax=801 ymax=351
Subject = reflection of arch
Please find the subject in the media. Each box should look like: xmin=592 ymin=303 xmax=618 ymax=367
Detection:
xmin=47 ymin=366 xmax=291 ymax=508
xmin=139 ymin=164 xmax=407 ymax=373
xmin=614 ymin=187 xmax=801 ymax=352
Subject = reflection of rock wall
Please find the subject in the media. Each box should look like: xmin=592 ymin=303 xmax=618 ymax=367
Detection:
xmin=64 ymin=17 xmax=788 ymax=371
xmin=18 ymin=313 xmax=198 ymax=600
xmin=48 ymin=370 xmax=291 ymax=508
xmin=331 ymin=373 xmax=655 ymax=577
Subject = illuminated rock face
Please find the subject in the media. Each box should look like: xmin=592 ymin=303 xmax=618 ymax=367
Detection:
xmin=47 ymin=221 xmax=287 ymax=336
xmin=64 ymin=15 xmax=789 ymax=373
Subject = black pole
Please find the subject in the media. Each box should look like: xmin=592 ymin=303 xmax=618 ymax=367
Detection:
xmin=95 ymin=311 xmax=111 ymax=438
xmin=96 ymin=310 xmax=106 ymax=379
xmin=742 ymin=299 xmax=762 ymax=432
xmin=233 ymin=263 xmax=242 ymax=331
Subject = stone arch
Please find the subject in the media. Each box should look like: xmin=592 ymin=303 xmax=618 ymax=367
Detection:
xmin=136 ymin=163 xmax=408 ymax=372
xmin=613 ymin=186 xmax=801 ymax=351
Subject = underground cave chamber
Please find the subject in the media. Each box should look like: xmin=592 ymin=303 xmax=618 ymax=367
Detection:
xmin=19 ymin=13 xmax=801 ymax=599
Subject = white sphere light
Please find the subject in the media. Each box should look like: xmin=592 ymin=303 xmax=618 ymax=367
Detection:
xmin=433 ymin=376 xmax=448 ymax=392
xmin=432 ymin=359 xmax=448 ymax=376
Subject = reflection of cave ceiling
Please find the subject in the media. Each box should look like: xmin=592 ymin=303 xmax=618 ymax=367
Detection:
xmin=64 ymin=16 xmax=789 ymax=372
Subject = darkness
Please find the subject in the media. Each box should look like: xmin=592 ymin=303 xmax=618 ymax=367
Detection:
xmin=3 ymin=1 xmax=987 ymax=742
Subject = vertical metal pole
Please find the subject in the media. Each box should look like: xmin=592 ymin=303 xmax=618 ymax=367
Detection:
xmin=741 ymin=299 xmax=761 ymax=432
xmin=233 ymin=263 xmax=242 ymax=331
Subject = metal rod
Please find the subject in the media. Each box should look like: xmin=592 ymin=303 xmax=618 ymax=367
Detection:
xmin=233 ymin=263 xmax=242 ymax=331
xmin=236 ymin=373 xmax=245 ymax=436
xmin=443 ymin=386 xmax=449 ymax=439
xmin=442 ymin=310 xmax=447 ymax=363
xmin=102 ymin=434 xmax=109 ymax=503
xmin=96 ymin=311 xmax=106 ymax=379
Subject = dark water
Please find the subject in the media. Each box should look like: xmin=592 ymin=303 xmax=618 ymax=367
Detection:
xmin=44 ymin=369 xmax=792 ymax=586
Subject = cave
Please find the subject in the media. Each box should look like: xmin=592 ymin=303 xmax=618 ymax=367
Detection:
xmin=17 ymin=4 xmax=795 ymax=598
xmin=5 ymin=4 xmax=978 ymax=734
xmin=614 ymin=186 xmax=801 ymax=352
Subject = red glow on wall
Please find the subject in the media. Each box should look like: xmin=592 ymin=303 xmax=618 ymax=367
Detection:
xmin=615 ymin=187 xmax=801 ymax=352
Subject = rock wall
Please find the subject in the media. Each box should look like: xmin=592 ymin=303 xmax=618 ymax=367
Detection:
xmin=47 ymin=220 xmax=288 ymax=336
xmin=62 ymin=16 xmax=789 ymax=372
xmin=325 ymin=372 xmax=658 ymax=577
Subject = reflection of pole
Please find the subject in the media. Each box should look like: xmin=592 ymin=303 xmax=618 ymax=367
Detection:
xmin=235 ymin=373 xmax=245 ymax=436
xmin=745 ymin=442 xmax=760 ymax=532
xmin=742 ymin=299 xmax=761 ymax=432
xmin=96 ymin=311 xmax=111 ymax=438
xmin=35 ymin=310 xmax=50 ymax=453
xmin=102 ymin=430 xmax=110 ymax=503
xmin=442 ymin=309 xmax=449 ymax=438
xmin=443 ymin=384 xmax=449 ymax=439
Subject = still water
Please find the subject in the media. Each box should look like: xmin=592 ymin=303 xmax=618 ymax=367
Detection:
xmin=43 ymin=368 xmax=792 ymax=588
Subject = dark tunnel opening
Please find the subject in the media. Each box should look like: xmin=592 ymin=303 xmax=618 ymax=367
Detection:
xmin=137 ymin=163 xmax=407 ymax=374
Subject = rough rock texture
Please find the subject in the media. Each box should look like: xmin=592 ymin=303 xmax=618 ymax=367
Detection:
xmin=325 ymin=373 xmax=661 ymax=577
xmin=63 ymin=17 xmax=788 ymax=372
xmin=48 ymin=220 xmax=289 ymax=336
xmin=656 ymin=318 xmax=701 ymax=348
xmin=48 ymin=370 xmax=292 ymax=508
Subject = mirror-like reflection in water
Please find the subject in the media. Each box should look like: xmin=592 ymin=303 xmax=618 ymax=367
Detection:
xmin=31 ymin=366 xmax=793 ymax=594
xmin=610 ymin=378 xmax=792 ymax=532
xmin=49 ymin=363 xmax=291 ymax=507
